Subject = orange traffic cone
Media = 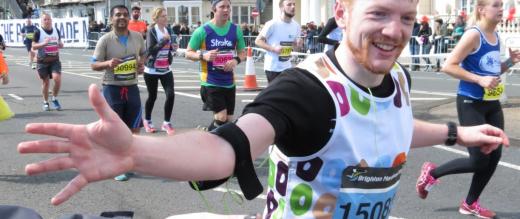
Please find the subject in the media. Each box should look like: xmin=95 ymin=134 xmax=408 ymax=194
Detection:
xmin=243 ymin=47 xmax=260 ymax=91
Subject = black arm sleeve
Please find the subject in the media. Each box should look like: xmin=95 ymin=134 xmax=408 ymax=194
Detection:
xmin=242 ymin=68 xmax=336 ymax=157
xmin=317 ymin=17 xmax=339 ymax=46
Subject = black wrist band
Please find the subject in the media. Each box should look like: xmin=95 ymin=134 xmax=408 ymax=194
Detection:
xmin=445 ymin=121 xmax=457 ymax=146
xmin=234 ymin=56 xmax=241 ymax=64
xmin=199 ymin=52 xmax=204 ymax=61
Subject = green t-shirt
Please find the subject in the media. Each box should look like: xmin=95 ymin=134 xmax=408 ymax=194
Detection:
xmin=188 ymin=21 xmax=246 ymax=51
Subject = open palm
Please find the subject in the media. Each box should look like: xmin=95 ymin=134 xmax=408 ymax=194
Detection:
xmin=18 ymin=84 xmax=135 ymax=205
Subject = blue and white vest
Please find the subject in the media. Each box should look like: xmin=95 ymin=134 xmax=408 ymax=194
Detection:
xmin=459 ymin=27 xmax=502 ymax=101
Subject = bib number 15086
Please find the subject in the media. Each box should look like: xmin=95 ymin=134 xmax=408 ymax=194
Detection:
xmin=338 ymin=196 xmax=394 ymax=219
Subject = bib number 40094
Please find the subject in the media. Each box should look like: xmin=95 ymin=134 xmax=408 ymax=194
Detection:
xmin=339 ymin=196 xmax=394 ymax=219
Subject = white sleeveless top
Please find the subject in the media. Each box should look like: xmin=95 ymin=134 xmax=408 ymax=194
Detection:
xmin=262 ymin=53 xmax=414 ymax=219
xmin=36 ymin=27 xmax=60 ymax=59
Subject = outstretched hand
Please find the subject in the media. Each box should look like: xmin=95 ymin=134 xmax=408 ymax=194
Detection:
xmin=18 ymin=84 xmax=135 ymax=205
xmin=457 ymin=124 xmax=509 ymax=154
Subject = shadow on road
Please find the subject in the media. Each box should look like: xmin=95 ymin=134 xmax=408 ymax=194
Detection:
xmin=0 ymin=171 xmax=77 ymax=184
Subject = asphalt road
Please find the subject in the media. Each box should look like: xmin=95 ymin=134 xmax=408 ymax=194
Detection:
xmin=1 ymin=47 xmax=520 ymax=219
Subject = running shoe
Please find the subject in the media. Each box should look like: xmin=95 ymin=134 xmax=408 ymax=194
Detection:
xmin=416 ymin=162 xmax=440 ymax=199
xmin=459 ymin=199 xmax=496 ymax=219
xmin=161 ymin=122 xmax=175 ymax=135
xmin=114 ymin=173 xmax=129 ymax=181
xmin=31 ymin=63 xmax=36 ymax=69
xmin=42 ymin=102 xmax=50 ymax=111
xmin=51 ymin=99 xmax=62 ymax=111
xmin=143 ymin=120 xmax=156 ymax=133
xmin=196 ymin=125 xmax=207 ymax=131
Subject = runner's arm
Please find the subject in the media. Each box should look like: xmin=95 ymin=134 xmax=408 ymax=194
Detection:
xmin=18 ymin=84 xmax=275 ymax=205
xmin=317 ymin=18 xmax=339 ymax=46
xmin=254 ymin=35 xmax=276 ymax=52
xmin=441 ymin=30 xmax=482 ymax=84
xmin=411 ymin=119 xmax=508 ymax=154
xmin=501 ymin=48 xmax=520 ymax=73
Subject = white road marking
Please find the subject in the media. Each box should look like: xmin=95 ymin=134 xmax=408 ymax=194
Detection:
xmin=411 ymin=90 xmax=456 ymax=97
xmin=411 ymin=97 xmax=446 ymax=101
xmin=433 ymin=145 xmax=520 ymax=171
xmin=8 ymin=94 xmax=23 ymax=100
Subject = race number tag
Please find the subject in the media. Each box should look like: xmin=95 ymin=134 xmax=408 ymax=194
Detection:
xmin=26 ymin=33 xmax=34 ymax=40
xmin=213 ymin=51 xmax=234 ymax=67
xmin=113 ymin=55 xmax=137 ymax=81
xmin=483 ymin=83 xmax=505 ymax=101
xmin=154 ymin=45 xmax=170 ymax=71
xmin=279 ymin=41 xmax=293 ymax=62
xmin=333 ymin=164 xmax=403 ymax=219
xmin=44 ymin=42 xmax=59 ymax=56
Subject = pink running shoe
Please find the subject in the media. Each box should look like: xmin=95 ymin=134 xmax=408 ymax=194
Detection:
xmin=459 ymin=200 xmax=496 ymax=219
xmin=161 ymin=122 xmax=175 ymax=135
xmin=416 ymin=162 xmax=440 ymax=199
xmin=143 ymin=120 xmax=156 ymax=133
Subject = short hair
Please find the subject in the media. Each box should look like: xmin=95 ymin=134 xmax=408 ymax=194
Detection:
xmin=131 ymin=6 xmax=141 ymax=11
xmin=110 ymin=5 xmax=129 ymax=17
xmin=279 ymin=0 xmax=289 ymax=8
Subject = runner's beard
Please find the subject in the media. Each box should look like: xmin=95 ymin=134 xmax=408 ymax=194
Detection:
xmin=283 ymin=10 xmax=294 ymax=18
xmin=347 ymin=36 xmax=404 ymax=75
xmin=132 ymin=15 xmax=139 ymax=20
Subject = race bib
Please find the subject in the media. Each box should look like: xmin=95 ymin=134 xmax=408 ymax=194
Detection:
xmin=26 ymin=33 xmax=34 ymax=40
xmin=332 ymin=164 xmax=403 ymax=219
xmin=483 ymin=83 xmax=505 ymax=101
xmin=279 ymin=41 xmax=293 ymax=62
xmin=44 ymin=42 xmax=59 ymax=56
xmin=154 ymin=49 xmax=170 ymax=71
xmin=213 ymin=51 xmax=234 ymax=67
xmin=113 ymin=55 xmax=137 ymax=81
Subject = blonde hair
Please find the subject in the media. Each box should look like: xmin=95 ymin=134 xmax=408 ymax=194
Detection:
xmin=467 ymin=0 xmax=493 ymax=27
xmin=149 ymin=7 xmax=166 ymax=29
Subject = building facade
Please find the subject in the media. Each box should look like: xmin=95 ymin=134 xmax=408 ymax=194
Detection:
xmin=30 ymin=0 xmax=520 ymax=28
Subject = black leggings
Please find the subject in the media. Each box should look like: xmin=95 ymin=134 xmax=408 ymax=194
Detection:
xmin=431 ymin=95 xmax=503 ymax=205
xmin=144 ymin=72 xmax=175 ymax=122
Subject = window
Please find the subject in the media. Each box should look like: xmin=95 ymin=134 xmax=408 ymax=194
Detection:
xmin=240 ymin=6 xmax=249 ymax=24
xmin=179 ymin=5 xmax=189 ymax=25
xmin=191 ymin=7 xmax=199 ymax=24
xmin=167 ymin=7 xmax=176 ymax=24
xmin=232 ymin=6 xmax=239 ymax=24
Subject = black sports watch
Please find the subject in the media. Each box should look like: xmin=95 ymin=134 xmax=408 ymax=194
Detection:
xmin=199 ymin=51 xmax=204 ymax=61
xmin=445 ymin=121 xmax=458 ymax=146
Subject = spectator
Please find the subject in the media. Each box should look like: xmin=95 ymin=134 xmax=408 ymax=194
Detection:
xmin=317 ymin=21 xmax=324 ymax=34
xmin=250 ymin=25 xmax=259 ymax=36
xmin=453 ymin=15 xmax=466 ymax=43
xmin=409 ymin=19 xmax=420 ymax=71
xmin=305 ymin=22 xmax=319 ymax=53
xmin=241 ymin=23 xmax=250 ymax=36
xmin=418 ymin=16 xmax=432 ymax=70
xmin=179 ymin=23 xmax=190 ymax=35
xmin=172 ymin=22 xmax=181 ymax=35
xmin=433 ymin=18 xmax=448 ymax=72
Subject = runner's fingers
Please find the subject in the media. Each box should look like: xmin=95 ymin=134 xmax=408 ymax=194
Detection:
xmin=25 ymin=122 xmax=75 ymax=138
xmin=51 ymin=175 xmax=88 ymax=205
xmin=18 ymin=139 xmax=71 ymax=154
xmin=25 ymin=155 xmax=74 ymax=175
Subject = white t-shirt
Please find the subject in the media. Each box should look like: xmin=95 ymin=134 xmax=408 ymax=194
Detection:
xmin=259 ymin=18 xmax=301 ymax=72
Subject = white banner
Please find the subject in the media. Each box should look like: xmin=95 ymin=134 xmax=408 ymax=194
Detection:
xmin=0 ymin=17 xmax=89 ymax=48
